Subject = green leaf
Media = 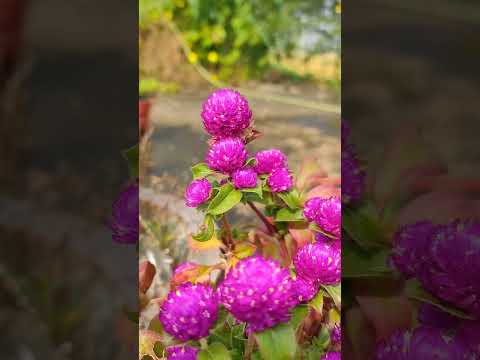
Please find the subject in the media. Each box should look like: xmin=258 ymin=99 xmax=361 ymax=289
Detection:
xmin=289 ymin=305 xmax=309 ymax=331
xmin=122 ymin=144 xmax=139 ymax=179
xmin=277 ymin=189 xmax=302 ymax=210
xmin=342 ymin=207 xmax=386 ymax=250
xmin=321 ymin=284 xmax=341 ymax=309
xmin=254 ymin=323 xmax=297 ymax=360
xmin=198 ymin=342 xmax=231 ymax=360
xmin=241 ymin=183 xmax=263 ymax=199
xmin=342 ymin=240 xmax=393 ymax=278
xmin=274 ymin=208 xmax=304 ymax=222
xmin=208 ymin=184 xmax=243 ymax=216
xmin=404 ymin=279 xmax=474 ymax=320
xmin=245 ymin=157 xmax=256 ymax=166
xmin=192 ymin=215 xmax=215 ymax=242
xmin=309 ymin=292 xmax=323 ymax=313
xmin=192 ymin=163 xmax=214 ymax=179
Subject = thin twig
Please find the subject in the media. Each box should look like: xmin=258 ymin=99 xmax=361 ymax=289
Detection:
xmin=247 ymin=201 xmax=277 ymax=235
xmin=222 ymin=214 xmax=234 ymax=249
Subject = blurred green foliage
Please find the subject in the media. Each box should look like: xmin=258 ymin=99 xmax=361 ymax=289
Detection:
xmin=139 ymin=0 xmax=340 ymax=81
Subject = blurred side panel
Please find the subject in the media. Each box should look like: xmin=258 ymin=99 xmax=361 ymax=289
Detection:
xmin=0 ymin=0 xmax=138 ymax=359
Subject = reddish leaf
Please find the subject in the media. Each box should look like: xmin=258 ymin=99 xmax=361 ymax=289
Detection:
xmin=139 ymin=260 xmax=156 ymax=294
xmin=356 ymin=295 xmax=413 ymax=341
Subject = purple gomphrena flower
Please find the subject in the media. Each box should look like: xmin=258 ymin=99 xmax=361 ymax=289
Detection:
xmin=321 ymin=351 xmax=341 ymax=360
xmin=372 ymin=326 xmax=477 ymax=360
xmin=165 ymin=345 xmax=199 ymax=360
xmin=185 ymin=178 xmax=212 ymax=207
xmin=331 ymin=325 xmax=341 ymax=345
xmin=201 ymin=88 xmax=252 ymax=138
xmin=303 ymin=197 xmax=324 ymax=223
xmin=159 ymin=282 xmax=218 ymax=341
xmin=303 ymin=197 xmax=341 ymax=237
xmin=267 ymin=167 xmax=293 ymax=193
xmin=292 ymin=277 xmax=318 ymax=303
xmin=232 ymin=167 xmax=257 ymax=189
xmin=254 ymin=149 xmax=287 ymax=174
xmin=317 ymin=196 xmax=341 ymax=237
xmin=372 ymin=330 xmax=409 ymax=360
xmin=294 ymin=242 xmax=341 ymax=285
xmin=419 ymin=219 xmax=480 ymax=318
xmin=417 ymin=304 xmax=459 ymax=330
xmin=457 ymin=321 xmax=480 ymax=355
xmin=408 ymin=326 xmax=470 ymax=360
xmin=206 ymin=137 xmax=248 ymax=174
xmin=108 ymin=182 xmax=139 ymax=244
xmin=217 ymin=256 xmax=298 ymax=333
xmin=342 ymin=147 xmax=365 ymax=204
xmin=390 ymin=221 xmax=438 ymax=278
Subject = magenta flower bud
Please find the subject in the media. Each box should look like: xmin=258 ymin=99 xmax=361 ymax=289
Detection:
xmin=303 ymin=197 xmax=341 ymax=237
xmin=108 ymin=183 xmax=139 ymax=244
xmin=321 ymin=352 xmax=341 ymax=360
xmin=331 ymin=325 xmax=341 ymax=345
xmin=419 ymin=219 xmax=480 ymax=318
xmin=292 ymin=277 xmax=318 ymax=303
xmin=232 ymin=167 xmax=257 ymax=189
xmin=185 ymin=178 xmax=212 ymax=207
xmin=206 ymin=137 xmax=248 ymax=174
xmin=303 ymin=197 xmax=324 ymax=223
xmin=294 ymin=242 xmax=341 ymax=285
xmin=390 ymin=221 xmax=438 ymax=278
xmin=267 ymin=167 xmax=293 ymax=193
xmin=254 ymin=149 xmax=287 ymax=174
xmin=317 ymin=196 xmax=341 ymax=237
xmin=457 ymin=321 xmax=480 ymax=355
xmin=373 ymin=326 xmax=476 ymax=360
xmin=159 ymin=282 xmax=218 ymax=341
xmin=342 ymin=147 xmax=365 ymax=204
xmin=201 ymin=88 xmax=252 ymax=138
xmin=217 ymin=255 xmax=298 ymax=333
xmin=165 ymin=345 xmax=199 ymax=360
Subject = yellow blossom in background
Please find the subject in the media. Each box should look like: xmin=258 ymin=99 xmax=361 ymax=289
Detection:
xmin=335 ymin=3 xmax=341 ymax=14
xmin=163 ymin=10 xmax=173 ymax=21
xmin=187 ymin=52 xmax=198 ymax=64
xmin=207 ymin=51 xmax=219 ymax=64
xmin=174 ymin=0 xmax=185 ymax=8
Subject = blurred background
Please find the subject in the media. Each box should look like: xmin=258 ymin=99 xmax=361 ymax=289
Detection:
xmin=1 ymin=0 xmax=137 ymax=359
xmin=138 ymin=0 xmax=341 ymax=328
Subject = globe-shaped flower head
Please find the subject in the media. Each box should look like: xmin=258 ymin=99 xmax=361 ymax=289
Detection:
xmin=372 ymin=326 xmax=477 ymax=360
xmin=331 ymin=325 xmax=341 ymax=345
xmin=217 ymin=256 xmax=298 ymax=333
xmin=185 ymin=178 xmax=212 ymax=207
xmin=321 ymin=352 xmax=341 ymax=360
xmin=108 ymin=182 xmax=139 ymax=244
xmin=254 ymin=149 xmax=287 ymax=174
xmin=390 ymin=221 xmax=438 ymax=278
xmin=206 ymin=137 xmax=248 ymax=174
xmin=267 ymin=167 xmax=293 ymax=193
xmin=294 ymin=242 xmax=341 ymax=285
xmin=201 ymin=88 xmax=252 ymax=138
xmin=232 ymin=167 xmax=257 ymax=189
xmin=159 ymin=283 xmax=219 ymax=341
xmin=292 ymin=277 xmax=318 ymax=303
xmin=303 ymin=197 xmax=341 ymax=237
xmin=419 ymin=219 xmax=480 ymax=318
xmin=165 ymin=345 xmax=199 ymax=360
xmin=342 ymin=147 xmax=365 ymax=204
